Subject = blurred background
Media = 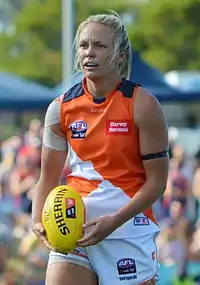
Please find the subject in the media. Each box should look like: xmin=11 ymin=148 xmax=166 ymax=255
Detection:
xmin=1 ymin=0 xmax=200 ymax=284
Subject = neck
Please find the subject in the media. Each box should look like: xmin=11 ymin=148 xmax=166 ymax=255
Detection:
xmin=86 ymin=75 xmax=121 ymax=98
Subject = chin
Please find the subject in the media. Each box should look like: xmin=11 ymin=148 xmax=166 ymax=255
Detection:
xmin=84 ymin=71 xmax=102 ymax=82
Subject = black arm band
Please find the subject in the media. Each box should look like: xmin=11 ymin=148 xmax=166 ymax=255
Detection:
xmin=142 ymin=150 xmax=169 ymax=161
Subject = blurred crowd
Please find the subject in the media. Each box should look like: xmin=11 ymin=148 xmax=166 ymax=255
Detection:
xmin=155 ymin=142 xmax=200 ymax=284
xmin=0 ymin=119 xmax=70 ymax=285
xmin=0 ymin=119 xmax=45 ymax=285
xmin=0 ymin=120 xmax=200 ymax=284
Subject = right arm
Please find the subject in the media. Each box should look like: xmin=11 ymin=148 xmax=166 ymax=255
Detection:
xmin=31 ymin=129 xmax=67 ymax=225
xmin=31 ymin=100 xmax=68 ymax=249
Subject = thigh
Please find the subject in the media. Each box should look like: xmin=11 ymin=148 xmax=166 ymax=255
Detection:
xmin=86 ymin=234 xmax=159 ymax=285
xmin=46 ymin=263 xmax=98 ymax=285
xmin=46 ymin=249 xmax=98 ymax=285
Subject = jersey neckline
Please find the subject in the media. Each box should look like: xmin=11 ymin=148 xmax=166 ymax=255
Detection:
xmin=82 ymin=77 xmax=125 ymax=104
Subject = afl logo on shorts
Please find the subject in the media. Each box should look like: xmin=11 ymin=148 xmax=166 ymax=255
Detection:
xmin=117 ymin=258 xmax=136 ymax=275
xmin=70 ymin=120 xmax=88 ymax=139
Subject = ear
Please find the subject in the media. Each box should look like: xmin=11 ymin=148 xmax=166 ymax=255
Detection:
xmin=118 ymin=51 xmax=125 ymax=64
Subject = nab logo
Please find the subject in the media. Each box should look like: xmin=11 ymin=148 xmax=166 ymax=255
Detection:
xmin=134 ymin=217 xmax=149 ymax=226
xmin=117 ymin=258 xmax=136 ymax=275
xmin=70 ymin=120 xmax=88 ymax=139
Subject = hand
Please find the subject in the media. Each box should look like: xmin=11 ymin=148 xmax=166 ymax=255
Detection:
xmin=32 ymin=222 xmax=56 ymax=252
xmin=77 ymin=214 xmax=117 ymax=247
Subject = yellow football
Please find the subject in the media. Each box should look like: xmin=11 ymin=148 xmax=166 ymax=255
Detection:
xmin=42 ymin=185 xmax=85 ymax=253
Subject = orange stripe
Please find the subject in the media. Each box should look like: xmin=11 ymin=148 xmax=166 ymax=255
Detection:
xmin=67 ymin=176 xmax=100 ymax=197
xmin=68 ymin=177 xmax=158 ymax=229
xmin=67 ymin=176 xmax=158 ymax=226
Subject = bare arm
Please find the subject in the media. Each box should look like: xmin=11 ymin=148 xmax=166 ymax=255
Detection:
xmin=31 ymin=99 xmax=68 ymax=226
xmin=114 ymin=87 xmax=169 ymax=226
xmin=31 ymin=124 xmax=67 ymax=224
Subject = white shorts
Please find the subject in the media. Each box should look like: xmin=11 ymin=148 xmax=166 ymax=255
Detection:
xmin=48 ymin=233 xmax=159 ymax=285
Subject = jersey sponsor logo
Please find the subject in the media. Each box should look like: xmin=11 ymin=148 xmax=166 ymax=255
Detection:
xmin=134 ymin=217 xmax=149 ymax=226
xmin=70 ymin=120 xmax=88 ymax=139
xmin=65 ymin=198 xmax=76 ymax=219
xmin=106 ymin=120 xmax=132 ymax=135
xmin=90 ymin=108 xmax=105 ymax=113
xmin=117 ymin=258 xmax=136 ymax=275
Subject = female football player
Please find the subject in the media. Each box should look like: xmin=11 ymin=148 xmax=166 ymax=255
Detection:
xmin=32 ymin=11 xmax=169 ymax=285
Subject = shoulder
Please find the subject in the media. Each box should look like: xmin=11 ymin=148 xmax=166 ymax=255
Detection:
xmin=118 ymin=79 xmax=140 ymax=99
xmin=62 ymin=81 xmax=85 ymax=103
xmin=134 ymin=86 xmax=165 ymax=125
xmin=135 ymin=86 xmax=161 ymax=110
xmin=44 ymin=98 xmax=61 ymax=127
xmin=46 ymin=80 xmax=84 ymax=116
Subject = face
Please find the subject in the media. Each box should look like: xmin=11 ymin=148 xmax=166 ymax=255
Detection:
xmin=78 ymin=23 xmax=122 ymax=81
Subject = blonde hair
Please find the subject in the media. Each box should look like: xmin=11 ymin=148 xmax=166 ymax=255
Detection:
xmin=73 ymin=11 xmax=132 ymax=79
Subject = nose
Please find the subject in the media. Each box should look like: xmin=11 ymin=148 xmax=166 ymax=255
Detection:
xmin=85 ymin=44 xmax=96 ymax=58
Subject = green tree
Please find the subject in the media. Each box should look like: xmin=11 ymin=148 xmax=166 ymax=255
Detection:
xmin=128 ymin=0 xmax=200 ymax=72
xmin=0 ymin=0 xmax=61 ymax=87
xmin=0 ymin=0 xmax=136 ymax=86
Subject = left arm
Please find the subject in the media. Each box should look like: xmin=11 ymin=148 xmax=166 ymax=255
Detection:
xmin=113 ymin=87 xmax=169 ymax=227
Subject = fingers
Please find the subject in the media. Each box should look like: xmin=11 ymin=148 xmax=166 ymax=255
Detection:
xmin=77 ymin=229 xmax=98 ymax=247
xmin=32 ymin=223 xmax=44 ymax=236
xmin=39 ymin=232 xmax=56 ymax=252
xmin=83 ymin=219 xmax=98 ymax=229
xmin=34 ymin=228 xmax=44 ymax=238
xmin=77 ymin=219 xmax=101 ymax=247
xmin=77 ymin=236 xmax=98 ymax=247
xmin=32 ymin=223 xmax=57 ymax=252
xmin=33 ymin=225 xmax=45 ymax=240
